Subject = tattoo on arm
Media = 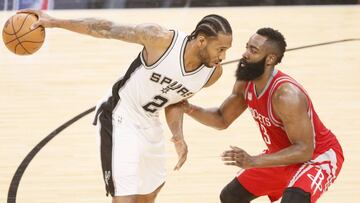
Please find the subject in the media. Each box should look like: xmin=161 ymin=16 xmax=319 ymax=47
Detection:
xmin=137 ymin=24 xmax=166 ymax=44
xmin=65 ymin=18 xmax=138 ymax=43
xmin=87 ymin=19 xmax=113 ymax=38
xmin=64 ymin=18 xmax=166 ymax=45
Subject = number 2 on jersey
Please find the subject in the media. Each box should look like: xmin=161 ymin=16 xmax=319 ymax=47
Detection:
xmin=142 ymin=95 xmax=168 ymax=113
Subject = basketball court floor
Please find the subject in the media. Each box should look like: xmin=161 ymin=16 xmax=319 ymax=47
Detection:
xmin=1 ymin=5 xmax=359 ymax=203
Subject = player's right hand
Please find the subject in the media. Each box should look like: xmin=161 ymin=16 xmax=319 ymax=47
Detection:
xmin=221 ymin=146 xmax=256 ymax=169
xmin=17 ymin=9 xmax=54 ymax=29
xmin=171 ymin=138 xmax=188 ymax=171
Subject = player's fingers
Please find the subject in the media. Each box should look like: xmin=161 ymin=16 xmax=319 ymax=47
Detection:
xmin=221 ymin=156 xmax=235 ymax=161
xmin=174 ymin=160 xmax=183 ymax=170
xmin=30 ymin=21 xmax=42 ymax=30
xmin=17 ymin=9 xmax=39 ymax=16
xmin=174 ymin=162 xmax=183 ymax=170
xmin=230 ymin=145 xmax=242 ymax=151
xmin=223 ymin=161 xmax=237 ymax=166
xmin=174 ymin=154 xmax=187 ymax=170
xmin=221 ymin=150 xmax=236 ymax=157
xmin=224 ymin=161 xmax=243 ymax=168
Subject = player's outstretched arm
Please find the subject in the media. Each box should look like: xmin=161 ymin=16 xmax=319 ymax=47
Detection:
xmin=183 ymin=81 xmax=248 ymax=130
xmin=17 ymin=9 xmax=172 ymax=46
xmin=221 ymin=83 xmax=315 ymax=169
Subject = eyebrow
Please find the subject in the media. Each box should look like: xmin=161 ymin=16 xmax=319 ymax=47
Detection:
xmin=246 ymin=43 xmax=260 ymax=51
xmin=219 ymin=45 xmax=230 ymax=49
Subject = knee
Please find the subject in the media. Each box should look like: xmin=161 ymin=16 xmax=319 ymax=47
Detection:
xmin=220 ymin=187 xmax=235 ymax=203
xmin=281 ymin=187 xmax=311 ymax=203
xmin=219 ymin=185 xmax=249 ymax=203
xmin=138 ymin=183 xmax=164 ymax=203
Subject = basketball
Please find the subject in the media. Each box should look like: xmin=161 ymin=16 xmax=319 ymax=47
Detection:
xmin=2 ymin=13 xmax=45 ymax=55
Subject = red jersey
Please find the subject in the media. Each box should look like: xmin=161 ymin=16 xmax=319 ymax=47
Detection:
xmin=244 ymin=70 xmax=340 ymax=158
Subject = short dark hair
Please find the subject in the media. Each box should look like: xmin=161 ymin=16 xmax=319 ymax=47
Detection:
xmin=256 ymin=27 xmax=287 ymax=63
xmin=190 ymin=14 xmax=232 ymax=40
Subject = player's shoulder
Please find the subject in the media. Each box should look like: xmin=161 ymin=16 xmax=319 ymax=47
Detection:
xmin=138 ymin=23 xmax=175 ymax=47
xmin=232 ymin=80 xmax=248 ymax=97
xmin=272 ymin=82 xmax=307 ymax=107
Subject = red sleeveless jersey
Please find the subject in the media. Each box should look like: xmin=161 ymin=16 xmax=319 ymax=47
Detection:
xmin=244 ymin=70 xmax=340 ymax=158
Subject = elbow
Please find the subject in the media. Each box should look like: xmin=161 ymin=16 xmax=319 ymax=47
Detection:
xmin=300 ymin=145 xmax=314 ymax=162
xmin=214 ymin=109 xmax=231 ymax=130
xmin=215 ymin=121 xmax=230 ymax=130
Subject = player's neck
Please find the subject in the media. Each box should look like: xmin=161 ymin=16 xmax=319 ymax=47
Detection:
xmin=183 ymin=40 xmax=203 ymax=72
xmin=253 ymin=68 xmax=275 ymax=96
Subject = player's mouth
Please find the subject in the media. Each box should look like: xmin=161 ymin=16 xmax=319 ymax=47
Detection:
xmin=239 ymin=58 xmax=247 ymax=68
xmin=214 ymin=60 xmax=222 ymax=65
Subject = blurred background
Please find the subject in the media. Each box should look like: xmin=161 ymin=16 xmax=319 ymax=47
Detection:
xmin=0 ymin=0 xmax=359 ymax=10
xmin=1 ymin=0 xmax=359 ymax=203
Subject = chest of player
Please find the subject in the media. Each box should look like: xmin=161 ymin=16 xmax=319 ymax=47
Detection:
xmin=245 ymin=82 xmax=292 ymax=151
xmin=133 ymin=64 xmax=212 ymax=102
xmin=245 ymin=85 xmax=273 ymax=127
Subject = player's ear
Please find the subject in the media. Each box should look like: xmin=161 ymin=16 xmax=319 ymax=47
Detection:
xmin=266 ymin=54 xmax=277 ymax=66
xmin=196 ymin=34 xmax=207 ymax=48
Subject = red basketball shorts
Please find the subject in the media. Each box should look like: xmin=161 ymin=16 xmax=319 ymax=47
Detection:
xmin=237 ymin=147 xmax=344 ymax=202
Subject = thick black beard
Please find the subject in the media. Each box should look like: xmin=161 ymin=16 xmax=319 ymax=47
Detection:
xmin=236 ymin=57 xmax=266 ymax=81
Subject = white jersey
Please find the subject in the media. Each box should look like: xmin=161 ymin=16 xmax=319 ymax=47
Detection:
xmin=96 ymin=30 xmax=215 ymax=128
xmin=95 ymin=30 xmax=216 ymax=196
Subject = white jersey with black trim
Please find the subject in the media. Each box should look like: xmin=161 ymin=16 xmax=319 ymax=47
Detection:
xmin=111 ymin=30 xmax=215 ymax=128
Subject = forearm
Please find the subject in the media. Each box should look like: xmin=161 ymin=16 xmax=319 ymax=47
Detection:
xmin=253 ymin=144 xmax=313 ymax=167
xmin=165 ymin=105 xmax=184 ymax=141
xmin=51 ymin=18 xmax=139 ymax=42
xmin=186 ymin=104 xmax=229 ymax=130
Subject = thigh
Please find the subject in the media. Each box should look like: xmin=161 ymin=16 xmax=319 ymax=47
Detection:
xmin=220 ymin=177 xmax=257 ymax=203
xmin=112 ymin=195 xmax=137 ymax=203
xmin=104 ymin=113 xmax=167 ymax=196
xmin=281 ymin=187 xmax=311 ymax=203
xmin=112 ymin=120 xmax=141 ymax=196
xmin=137 ymin=183 xmax=165 ymax=203
xmin=287 ymin=148 xmax=344 ymax=202
xmin=98 ymin=111 xmax=142 ymax=196
xmin=237 ymin=166 xmax=290 ymax=202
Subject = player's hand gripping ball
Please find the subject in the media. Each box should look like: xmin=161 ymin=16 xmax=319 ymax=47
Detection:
xmin=2 ymin=13 xmax=45 ymax=55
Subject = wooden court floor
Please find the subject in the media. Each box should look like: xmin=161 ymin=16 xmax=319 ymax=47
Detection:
xmin=1 ymin=5 xmax=359 ymax=203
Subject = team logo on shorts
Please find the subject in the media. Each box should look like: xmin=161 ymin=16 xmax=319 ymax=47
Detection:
xmin=104 ymin=170 xmax=111 ymax=186
xmin=307 ymin=167 xmax=324 ymax=194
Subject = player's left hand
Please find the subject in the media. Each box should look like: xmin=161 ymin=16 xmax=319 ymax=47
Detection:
xmin=221 ymin=146 xmax=256 ymax=169
xmin=17 ymin=9 xmax=55 ymax=29
xmin=171 ymin=137 xmax=188 ymax=170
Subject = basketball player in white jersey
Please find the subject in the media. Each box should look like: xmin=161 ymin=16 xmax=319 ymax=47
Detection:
xmin=21 ymin=9 xmax=233 ymax=203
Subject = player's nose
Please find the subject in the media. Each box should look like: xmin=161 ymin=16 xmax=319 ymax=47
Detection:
xmin=219 ymin=52 xmax=226 ymax=61
xmin=242 ymin=51 xmax=249 ymax=60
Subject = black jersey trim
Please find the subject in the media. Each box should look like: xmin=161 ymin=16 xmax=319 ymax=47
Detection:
xmin=98 ymin=111 xmax=116 ymax=196
xmin=93 ymin=54 xmax=142 ymax=125
xmin=201 ymin=66 xmax=216 ymax=89
xmin=180 ymin=37 xmax=205 ymax=76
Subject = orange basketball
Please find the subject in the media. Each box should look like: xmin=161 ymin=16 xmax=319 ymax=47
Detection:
xmin=2 ymin=13 xmax=45 ymax=55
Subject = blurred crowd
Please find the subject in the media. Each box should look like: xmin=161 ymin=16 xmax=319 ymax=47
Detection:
xmin=75 ymin=0 xmax=360 ymax=9
xmin=1 ymin=0 xmax=359 ymax=10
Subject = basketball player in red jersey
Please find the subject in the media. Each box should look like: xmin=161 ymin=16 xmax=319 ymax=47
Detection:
xmin=180 ymin=28 xmax=344 ymax=202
